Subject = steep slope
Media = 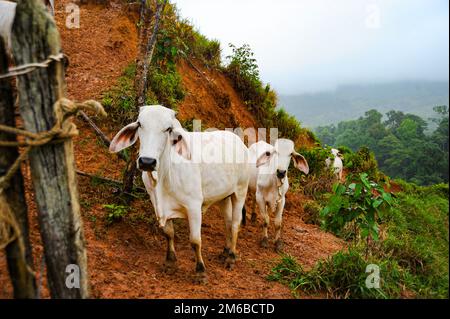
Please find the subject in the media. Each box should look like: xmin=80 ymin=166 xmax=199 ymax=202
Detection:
xmin=0 ymin=1 xmax=343 ymax=298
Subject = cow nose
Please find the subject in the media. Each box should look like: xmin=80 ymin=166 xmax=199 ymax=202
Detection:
xmin=138 ymin=157 xmax=157 ymax=172
xmin=277 ymin=170 xmax=286 ymax=179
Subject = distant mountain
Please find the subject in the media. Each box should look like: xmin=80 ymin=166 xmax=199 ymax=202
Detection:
xmin=279 ymin=81 xmax=449 ymax=128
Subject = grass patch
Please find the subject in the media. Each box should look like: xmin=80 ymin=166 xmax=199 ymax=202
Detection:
xmin=268 ymin=251 xmax=405 ymax=299
xmin=269 ymin=182 xmax=449 ymax=299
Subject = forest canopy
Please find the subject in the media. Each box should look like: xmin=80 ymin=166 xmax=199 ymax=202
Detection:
xmin=315 ymin=106 xmax=449 ymax=185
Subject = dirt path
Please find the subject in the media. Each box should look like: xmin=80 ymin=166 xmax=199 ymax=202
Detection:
xmin=0 ymin=1 xmax=344 ymax=299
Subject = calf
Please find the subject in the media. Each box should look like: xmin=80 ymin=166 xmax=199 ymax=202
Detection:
xmin=110 ymin=105 xmax=249 ymax=283
xmin=247 ymin=139 xmax=309 ymax=252
xmin=325 ymin=148 xmax=343 ymax=181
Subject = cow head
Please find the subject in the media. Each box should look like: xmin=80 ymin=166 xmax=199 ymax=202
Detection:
xmin=256 ymin=139 xmax=309 ymax=181
xmin=109 ymin=105 xmax=190 ymax=182
xmin=331 ymin=148 xmax=344 ymax=159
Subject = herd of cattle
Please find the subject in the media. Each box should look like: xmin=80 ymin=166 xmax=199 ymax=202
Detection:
xmin=109 ymin=105 xmax=344 ymax=282
xmin=0 ymin=2 xmax=345 ymax=281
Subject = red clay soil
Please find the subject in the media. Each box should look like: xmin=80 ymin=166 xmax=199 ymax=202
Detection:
xmin=0 ymin=1 xmax=344 ymax=299
xmin=177 ymin=59 xmax=258 ymax=130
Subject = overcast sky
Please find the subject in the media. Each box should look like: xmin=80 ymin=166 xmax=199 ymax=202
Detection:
xmin=173 ymin=0 xmax=449 ymax=95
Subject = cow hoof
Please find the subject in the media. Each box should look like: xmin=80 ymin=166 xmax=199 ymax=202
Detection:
xmin=275 ymin=239 xmax=284 ymax=253
xmin=260 ymin=237 xmax=269 ymax=248
xmin=218 ymin=248 xmax=231 ymax=263
xmin=193 ymin=272 xmax=208 ymax=284
xmin=163 ymin=260 xmax=178 ymax=274
xmin=225 ymin=258 xmax=235 ymax=270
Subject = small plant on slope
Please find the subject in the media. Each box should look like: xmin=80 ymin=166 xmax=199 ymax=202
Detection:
xmin=320 ymin=173 xmax=394 ymax=245
xmin=103 ymin=204 xmax=129 ymax=225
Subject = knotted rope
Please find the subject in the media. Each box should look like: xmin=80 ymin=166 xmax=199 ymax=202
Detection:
xmin=0 ymin=98 xmax=106 ymax=273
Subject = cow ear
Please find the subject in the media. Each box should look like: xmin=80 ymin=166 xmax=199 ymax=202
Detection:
xmin=109 ymin=122 xmax=140 ymax=153
xmin=171 ymin=128 xmax=191 ymax=160
xmin=256 ymin=150 xmax=274 ymax=168
xmin=292 ymin=151 xmax=309 ymax=175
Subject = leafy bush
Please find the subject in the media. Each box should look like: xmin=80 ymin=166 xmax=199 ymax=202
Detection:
xmin=156 ymin=3 xmax=222 ymax=68
xmin=102 ymin=61 xmax=184 ymax=126
xmin=271 ymin=180 xmax=449 ymax=299
xmin=102 ymin=64 xmax=137 ymax=126
xmin=148 ymin=64 xmax=185 ymax=109
xmin=341 ymin=146 xmax=382 ymax=182
xmin=320 ymin=173 xmax=394 ymax=242
xmin=103 ymin=204 xmax=129 ymax=225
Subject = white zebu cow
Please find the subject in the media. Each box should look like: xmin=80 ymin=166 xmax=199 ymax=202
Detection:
xmin=110 ymin=105 xmax=249 ymax=282
xmin=325 ymin=148 xmax=343 ymax=181
xmin=246 ymin=139 xmax=309 ymax=252
xmin=0 ymin=1 xmax=16 ymax=50
xmin=0 ymin=0 xmax=54 ymax=51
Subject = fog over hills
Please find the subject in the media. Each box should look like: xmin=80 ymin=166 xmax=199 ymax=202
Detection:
xmin=279 ymin=81 xmax=449 ymax=128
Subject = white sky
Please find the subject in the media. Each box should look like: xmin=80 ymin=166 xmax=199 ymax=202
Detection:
xmin=173 ymin=0 xmax=449 ymax=94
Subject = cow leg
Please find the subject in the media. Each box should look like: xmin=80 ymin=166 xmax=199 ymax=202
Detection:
xmin=256 ymin=192 xmax=269 ymax=248
xmin=219 ymin=197 xmax=232 ymax=263
xmin=162 ymin=219 xmax=177 ymax=273
xmin=188 ymin=206 xmax=207 ymax=284
xmin=274 ymin=197 xmax=286 ymax=253
xmin=250 ymin=195 xmax=258 ymax=224
xmin=226 ymin=194 xmax=244 ymax=270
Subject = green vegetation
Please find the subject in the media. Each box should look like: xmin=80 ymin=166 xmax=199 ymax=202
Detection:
xmin=103 ymin=204 xmax=129 ymax=225
xmin=280 ymin=81 xmax=449 ymax=128
xmin=102 ymin=2 xmax=225 ymax=125
xmin=315 ymin=107 xmax=449 ymax=185
xmin=270 ymin=179 xmax=449 ymax=298
xmin=320 ymin=173 xmax=394 ymax=242
xmin=225 ymin=43 xmax=310 ymax=142
xmin=268 ymin=250 xmax=404 ymax=298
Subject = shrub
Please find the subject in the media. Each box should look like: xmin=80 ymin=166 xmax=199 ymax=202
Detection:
xmin=271 ymin=180 xmax=449 ymax=299
xmin=148 ymin=64 xmax=185 ymax=110
xmin=102 ymin=64 xmax=137 ymax=127
xmin=103 ymin=204 xmax=129 ymax=225
xmin=341 ymin=146 xmax=382 ymax=182
xmin=320 ymin=173 xmax=394 ymax=242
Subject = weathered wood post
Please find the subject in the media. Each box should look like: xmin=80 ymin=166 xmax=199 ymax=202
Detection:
xmin=0 ymin=37 xmax=37 ymax=299
xmin=11 ymin=0 xmax=89 ymax=298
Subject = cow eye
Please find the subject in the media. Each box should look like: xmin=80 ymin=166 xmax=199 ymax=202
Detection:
xmin=165 ymin=127 xmax=173 ymax=133
xmin=265 ymin=151 xmax=271 ymax=156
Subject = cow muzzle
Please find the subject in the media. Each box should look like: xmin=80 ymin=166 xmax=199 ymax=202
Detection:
xmin=276 ymin=169 xmax=286 ymax=180
xmin=138 ymin=157 xmax=157 ymax=172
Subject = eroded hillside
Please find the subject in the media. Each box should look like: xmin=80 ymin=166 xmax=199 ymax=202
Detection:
xmin=0 ymin=1 xmax=343 ymax=298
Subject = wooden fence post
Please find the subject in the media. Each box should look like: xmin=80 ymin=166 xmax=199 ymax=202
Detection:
xmin=0 ymin=37 xmax=37 ymax=299
xmin=11 ymin=0 xmax=89 ymax=298
xmin=122 ymin=0 xmax=167 ymax=194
